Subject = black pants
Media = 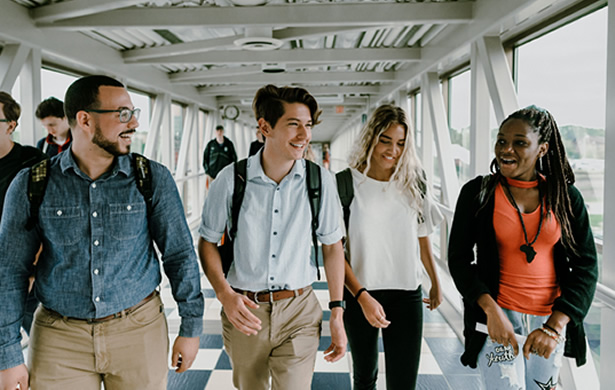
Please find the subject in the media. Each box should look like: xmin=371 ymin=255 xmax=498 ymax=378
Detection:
xmin=343 ymin=287 xmax=423 ymax=390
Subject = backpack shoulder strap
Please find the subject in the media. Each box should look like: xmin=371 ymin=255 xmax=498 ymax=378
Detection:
xmin=335 ymin=168 xmax=353 ymax=232
xmin=229 ymin=159 xmax=248 ymax=240
xmin=26 ymin=158 xmax=51 ymax=230
xmin=305 ymin=160 xmax=322 ymax=280
xmin=132 ymin=153 xmax=154 ymax=216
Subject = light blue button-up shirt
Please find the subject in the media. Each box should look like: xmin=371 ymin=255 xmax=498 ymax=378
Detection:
xmin=199 ymin=151 xmax=343 ymax=291
xmin=0 ymin=148 xmax=204 ymax=370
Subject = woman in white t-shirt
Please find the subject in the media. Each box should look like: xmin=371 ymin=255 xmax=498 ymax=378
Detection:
xmin=339 ymin=104 xmax=443 ymax=390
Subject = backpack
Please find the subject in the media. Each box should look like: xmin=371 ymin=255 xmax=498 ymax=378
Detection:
xmin=219 ymin=158 xmax=323 ymax=279
xmin=25 ymin=153 xmax=154 ymax=231
xmin=335 ymin=168 xmax=354 ymax=232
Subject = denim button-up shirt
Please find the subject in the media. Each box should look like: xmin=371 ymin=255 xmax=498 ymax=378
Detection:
xmin=0 ymin=149 xmax=203 ymax=370
xmin=199 ymin=151 xmax=344 ymax=291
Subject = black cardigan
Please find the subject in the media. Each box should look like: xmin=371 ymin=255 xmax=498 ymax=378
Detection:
xmin=448 ymin=175 xmax=598 ymax=368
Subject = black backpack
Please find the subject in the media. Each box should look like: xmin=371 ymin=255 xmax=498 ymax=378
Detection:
xmin=219 ymin=158 xmax=323 ymax=279
xmin=335 ymin=168 xmax=354 ymax=232
xmin=25 ymin=154 xmax=154 ymax=231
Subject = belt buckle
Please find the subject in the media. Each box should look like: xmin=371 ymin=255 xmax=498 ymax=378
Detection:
xmin=254 ymin=291 xmax=273 ymax=304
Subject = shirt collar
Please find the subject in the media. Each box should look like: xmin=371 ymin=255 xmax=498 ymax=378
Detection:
xmin=246 ymin=149 xmax=305 ymax=183
xmin=59 ymin=146 xmax=132 ymax=178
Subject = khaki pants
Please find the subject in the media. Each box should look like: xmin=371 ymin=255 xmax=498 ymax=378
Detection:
xmin=28 ymin=294 xmax=169 ymax=390
xmin=221 ymin=287 xmax=322 ymax=390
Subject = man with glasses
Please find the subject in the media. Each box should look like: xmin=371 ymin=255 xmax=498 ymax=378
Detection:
xmin=0 ymin=76 xmax=204 ymax=390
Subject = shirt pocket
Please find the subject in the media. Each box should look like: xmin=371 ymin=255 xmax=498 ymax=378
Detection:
xmin=109 ymin=202 xmax=146 ymax=241
xmin=40 ymin=206 xmax=84 ymax=246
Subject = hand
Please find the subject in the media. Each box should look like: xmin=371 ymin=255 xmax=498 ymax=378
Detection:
xmin=0 ymin=364 xmax=28 ymax=390
xmin=485 ymin=305 xmax=519 ymax=356
xmin=523 ymin=329 xmax=558 ymax=360
xmin=423 ymin=285 xmax=442 ymax=311
xmin=323 ymin=308 xmax=347 ymax=362
xmin=358 ymin=292 xmax=390 ymax=328
xmin=218 ymin=290 xmax=261 ymax=336
xmin=172 ymin=336 xmax=200 ymax=373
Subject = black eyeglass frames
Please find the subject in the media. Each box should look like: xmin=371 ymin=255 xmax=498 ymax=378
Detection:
xmin=84 ymin=108 xmax=141 ymax=123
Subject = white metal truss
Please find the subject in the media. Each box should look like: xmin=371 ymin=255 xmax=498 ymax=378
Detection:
xmin=18 ymin=47 xmax=42 ymax=146
xmin=422 ymin=72 xmax=459 ymax=208
xmin=176 ymin=103 xmax=198 ymax=178
xmin=0 ymin=43 xmax=30 ymax=92
xmin=144 ymin=93 xmax=171 ymax=164
xmin=476 ymin=36 xmax=519 ymax=124
xmin=470 ymin=41 xmax=493 ymax=177
xmin=31 ymin=0 xmax=144 ymax=24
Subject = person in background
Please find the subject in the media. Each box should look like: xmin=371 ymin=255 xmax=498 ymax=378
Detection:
xmin=35 ymin=96 xmax=72 ymax=157
xmin=340 ymin=104 xmax=443 ymax=390
xmin=203 ymin=125 xmax=237 ymax=184
xmin=448 ymin=105 xmax=598 ymax=389
xmin=248 ymin=127 xmax=265 ymax=156
xmin=198 ymin=84 xmax=347 ymax=390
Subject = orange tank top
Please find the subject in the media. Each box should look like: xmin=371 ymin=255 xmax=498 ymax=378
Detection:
xmin=494 ymin=181 xmax=561 ymax=316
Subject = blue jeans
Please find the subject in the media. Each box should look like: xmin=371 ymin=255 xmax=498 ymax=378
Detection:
xmin=477 ymin=308 xmax=565 ymax=390
xmin=344 ymin=287 xmax=423 ymax=390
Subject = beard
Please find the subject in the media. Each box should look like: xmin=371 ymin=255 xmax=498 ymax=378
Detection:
xmin=92 ymin=123 xmax=131 ymax=156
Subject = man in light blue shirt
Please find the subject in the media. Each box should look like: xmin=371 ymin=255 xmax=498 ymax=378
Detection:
xmin=0 ymin=75 xmax=203 ymax=390
xmin=198 ymin=84 xmax=347 ymax=390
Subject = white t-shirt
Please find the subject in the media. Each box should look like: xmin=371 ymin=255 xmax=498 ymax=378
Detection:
xmin=346 ymin=168 xmax=443 ymax=290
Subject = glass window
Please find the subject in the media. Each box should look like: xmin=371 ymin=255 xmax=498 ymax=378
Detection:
xmin=448 ymin=70 xmax=472 ymax=184
xmin=128 ymin=90 xmax=151 ymax=155
xmin=515 ymin=6 xmax=607 ymax=374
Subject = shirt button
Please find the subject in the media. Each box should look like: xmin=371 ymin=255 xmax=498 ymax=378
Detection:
xmin=126 ymin=205 xmax=132 ymax=211
xmin=95 ymin=296 xmax=100 ymax=302
xmin=276 ymin=187 xmax=280 ymax=191
xmin=273 ymin=232 xmax=277 ymax=235
xmin=94 ymin=240 xmax=100 ymax=246
xmin=91 ymin=183 xmax=97 ymax=189
xmin=274 ymin=209 xmax=279 ymax=213
xmin=92 ymin=211 xmax=98 ymax=218
xmin=94 ymin=269 xmax=99 ymax=275
xmin=272 ymin=254 xmax=276 ymax=258
xmin=270 ymin=277 xmax=274 ymax=281
xmin=56 ymin=210 xmax=63 ymax=216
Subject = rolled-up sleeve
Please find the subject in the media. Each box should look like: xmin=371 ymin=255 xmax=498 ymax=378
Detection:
xmin=198 ymin=165 xmax=233 ymax=244
xmin=316 ymin=169 xmax=344 ymax=245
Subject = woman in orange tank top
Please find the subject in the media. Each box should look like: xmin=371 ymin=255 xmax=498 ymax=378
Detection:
xmin=448 ymin=106 xmax=598 ymax=389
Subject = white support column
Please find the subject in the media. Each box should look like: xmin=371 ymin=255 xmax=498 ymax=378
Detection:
xmin=0 ymin=44 xmax=30 ymax=92
xmin=420 ymin=87 xmax=434 ymax=183
xmin=144 ymin=93 xmax=170 ymax=162
xmin=176 ymin=103 xmax=197 ymax=178
xmin=470 ymin=41 xmax=492 ymax=177
xmin=477 ymin=36 xmax=519 ymax=123
xmin=423 ymin=72 xmax=459 ymax=208
xmin=18 ymin=48 xmax=42 ymax=146
xmin=601 ymin=1 xmax=615 ymax=389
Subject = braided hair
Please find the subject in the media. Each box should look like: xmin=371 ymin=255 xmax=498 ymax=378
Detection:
xmin=490 ymin=105 xmax=578 ymax=253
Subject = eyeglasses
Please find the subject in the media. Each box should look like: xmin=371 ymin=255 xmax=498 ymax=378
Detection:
xmin=84 ymin=108 xmax=141 ymax=123
xmin=0 ymin=119 xmax=11 ymax=123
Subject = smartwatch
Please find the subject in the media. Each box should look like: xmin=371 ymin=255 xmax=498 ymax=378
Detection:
xmin=328 ymin=300 xmax=346 ymax=310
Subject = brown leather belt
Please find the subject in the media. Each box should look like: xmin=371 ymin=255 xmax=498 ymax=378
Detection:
xmin=45 ymin=291 xmax=158 ymax=324
xmin=234 ymin=287 xmax=308 ymax=303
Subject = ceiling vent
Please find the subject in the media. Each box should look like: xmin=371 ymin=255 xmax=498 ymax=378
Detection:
xmin=262 ymin=63 xmax=286 ymax=73
xmin=234 ymin=27 xmax=283 ymax=51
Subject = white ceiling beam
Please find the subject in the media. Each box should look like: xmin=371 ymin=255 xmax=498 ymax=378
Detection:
xmin=36 ymin=2 xmax=473 ymax=30
xmin=0 ymin=0 xmax=216 ymax=109
xmin=149 ymin=48 xmax=420 ymax=66
xmin=188 ymin=71 xmax=394 ymax=84
xmin=217 ymin=96 xmax=367 ymax=106
xmin=199 ymin=84 xmax=381 ymax=96
xmin=123 ymin=26 xmax=365 ymax=62
xmin=170 ymin=65 xmax=262 ymax=82
xmin=32 ymin=0 xmax=144 ymax=24
xmin=0 ymin=43 xmax=30 ymax=91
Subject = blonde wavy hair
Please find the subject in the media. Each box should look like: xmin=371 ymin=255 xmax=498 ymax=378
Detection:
xmin=348 ymin=104 xmax=426 ymax=211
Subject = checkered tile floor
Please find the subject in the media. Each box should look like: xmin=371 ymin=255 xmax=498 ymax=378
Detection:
xmin=163 ymin=272 xmax=481 ymax=390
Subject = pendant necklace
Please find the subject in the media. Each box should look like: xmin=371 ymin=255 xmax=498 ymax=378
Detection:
xmin=503 ymin=178 xmax=544 ymax=263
